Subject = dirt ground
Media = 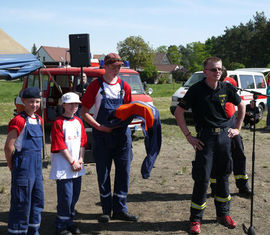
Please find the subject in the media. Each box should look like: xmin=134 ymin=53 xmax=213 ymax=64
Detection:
xmin=1 ymin=121 xmax=270 ymax=235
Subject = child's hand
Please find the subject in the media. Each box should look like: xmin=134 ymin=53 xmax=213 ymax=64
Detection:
xmin=7 ymin=160 xmax=12 ymax=171
xmin=71 ymin=161 xmax=82 ymax=172
xmin=78 ymin=158 xmax=84 ymax=166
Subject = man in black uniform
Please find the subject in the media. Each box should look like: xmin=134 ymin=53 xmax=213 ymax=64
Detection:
xmin=174 ymin=57 xmax=245 ymax=234
xmin=210 ymin=68 xmax=252 ymax=198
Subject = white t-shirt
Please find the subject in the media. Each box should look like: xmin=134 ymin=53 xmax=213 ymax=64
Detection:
xmin=50 ymin=116 xmax=87 ymax=180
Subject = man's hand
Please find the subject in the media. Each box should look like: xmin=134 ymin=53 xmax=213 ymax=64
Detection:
xmin=228 ymin=128 xmax=240 ymax=138
xmin=97 ymin=125 xmax=113 ymax=133
xmin=186 ymin=135 xmax=205 ymax=151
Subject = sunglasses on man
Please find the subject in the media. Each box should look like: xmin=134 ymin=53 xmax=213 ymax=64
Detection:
xmin=206 ymin=68 xmax=222 ymax=72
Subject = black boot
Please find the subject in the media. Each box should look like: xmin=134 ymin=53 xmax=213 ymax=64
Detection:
xmin=98 ymin=214 xmax=111 ymax=223
xmin=112 ymin=212 xmax=138 ymax=221
xmin=239 ymin=186 xmax=254 ymax=198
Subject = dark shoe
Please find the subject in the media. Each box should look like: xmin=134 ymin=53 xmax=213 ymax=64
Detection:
xmin=211 ymin=188 xmax=216 ymax=197
xmin=210 ymin=182 xmax=216 ymax=197
xmin=55 ymin=229 xmax=72 ymax=235
xmin=98 ymin=214 xmax=110 ymax=223
xmin=217 ymin=215 xmax=236 ymax=229
xmin=67 ymin=224 xmax=81 ymax=234
xmin=239 ymin=187 xmax=254 ymax=198
xmin=112 ymin=212 xmax=138 ymax=221
xmin=190 ymin=221 xmax=201 ymax=234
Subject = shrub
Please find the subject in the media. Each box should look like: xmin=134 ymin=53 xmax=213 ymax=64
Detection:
xmin=157 ymin=74 xmax=171 ymax=84
xmin=140 ymin=63 xmax=158 ymax=84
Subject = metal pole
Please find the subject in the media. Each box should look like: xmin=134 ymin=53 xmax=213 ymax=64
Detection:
xmin=81 ymin=66 xmax=83 ymax=82
xmin=243 ymin=97 xmax=257 ymax=235
xmin=39 ymin=68 xmax=47 ymax=159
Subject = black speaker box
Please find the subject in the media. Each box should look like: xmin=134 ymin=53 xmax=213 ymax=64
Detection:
xmin=69 ymin=34 xmax=90 ymax=67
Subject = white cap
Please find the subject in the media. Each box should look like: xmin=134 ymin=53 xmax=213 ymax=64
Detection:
xmin=61 ymin=92 xmax=81 ymax=104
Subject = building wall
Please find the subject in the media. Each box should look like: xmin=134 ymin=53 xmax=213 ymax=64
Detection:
xmin=161 ymin=55 xmax=171 ymax=65
xmin=36 ymin=47 xmax=54 ymax=63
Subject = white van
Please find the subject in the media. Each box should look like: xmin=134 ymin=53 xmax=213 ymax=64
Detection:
xmin=170 ymin=70 xmax=267 ymax=119
xmin=235 ymin=68 xmax=270 ymax=86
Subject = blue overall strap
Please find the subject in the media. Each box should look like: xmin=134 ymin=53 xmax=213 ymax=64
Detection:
xmin=120 ymin=79 xmax=124 ymax=99
xmin=20 ymin=111 xmax=40 ymax=125
xmin=34 ymin=114 xmax=40 ymax=124
xmin=97 ymin=77 xmax=106 ymax=96
xmin=20 ymin=111 xmax=28 ymax=119
xmin=98 ymin=77 xmax=124 ymax=102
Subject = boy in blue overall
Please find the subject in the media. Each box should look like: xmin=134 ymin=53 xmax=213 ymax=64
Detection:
xmin=174 ymin=57 xmax=245 ymax=234
xmin=4 ymin=87 xmax=44 ymax=235
xmin=50 ymin=92 xmax=87 ymax=235
xmin=81 ymin=53 xmax=138 ymax=223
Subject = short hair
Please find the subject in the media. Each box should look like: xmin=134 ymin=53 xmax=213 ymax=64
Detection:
xmin=203 ymin=57 xmax=222 ymax=69
xmin=220 ymin=66 xmax=227 ymax=81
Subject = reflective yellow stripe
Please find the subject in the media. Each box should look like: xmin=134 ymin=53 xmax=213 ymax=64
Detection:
xmin=234 ymin=174 xmax=248 ymax=180
xmin=8 ymin=228 xmax=28 ymax=233
xmin=215 ymin=194 xmax=231 ymax=203
xmin=210 ymin=178 xmax=216 ymax=183
xmin=191 ymin=201 xmax=207 ymax=210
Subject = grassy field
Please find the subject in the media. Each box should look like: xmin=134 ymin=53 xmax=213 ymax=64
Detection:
xmin=0 ymin=80 xmax=23 ymax=126
xmin=0 ymin=80 xmax=23 ymax=103
xmin=149 ymin=83 xmax=182 ymax=98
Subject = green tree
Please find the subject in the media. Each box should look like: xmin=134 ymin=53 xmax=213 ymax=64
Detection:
xmin=186 ymin=42 xmax=211 ymax=72
xmin=140 ymin=62 xmax=158 ymax=84
xmin=178 ymin=45 xmax=191 ymax=69
xmin=172 ymin=67 xmax=188 ymax=83
xmin=167 ymin=45 xmax=182 ymax=65
xmin=31 ymin=43 xmax=37 ymax=55
xmin=206 ymin=12 xmax=270 ymax=68
xmin=117 ymin=36 xmax=154 ymax=70
xmin=229 ymin=62 xmax=245 ymax=70
xmin=155 ymin=45 xmax=168 ymax=53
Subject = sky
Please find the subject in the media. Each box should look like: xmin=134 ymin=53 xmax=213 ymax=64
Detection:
xmin=1 ymin=0 xmax=270 ymax=55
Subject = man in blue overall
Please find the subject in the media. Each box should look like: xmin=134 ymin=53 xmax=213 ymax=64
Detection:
xmin=81 ymin=53 xmax=138 ymax=223
xmin=174 ymin=57 xmax=245 ymax=234
xmin=4 ymin=87 xmax=44 ymax=235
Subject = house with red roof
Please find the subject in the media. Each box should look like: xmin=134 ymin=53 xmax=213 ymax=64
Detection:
xmin=153 ymin=53 xmax=181 ymax=83
xmin=36 ymin=46 xmax=71 ymax=67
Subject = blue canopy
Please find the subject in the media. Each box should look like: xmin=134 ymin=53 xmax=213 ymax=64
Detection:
xmin=0 ymin=54 xmax=43 ymax=80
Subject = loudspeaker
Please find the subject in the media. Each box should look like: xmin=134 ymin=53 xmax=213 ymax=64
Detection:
xmin=69 ymin=34 xmax=90 ymax=67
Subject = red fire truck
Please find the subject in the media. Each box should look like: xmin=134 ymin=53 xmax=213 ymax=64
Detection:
xmin=16 ymin=64 xmax=154 ymax=162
